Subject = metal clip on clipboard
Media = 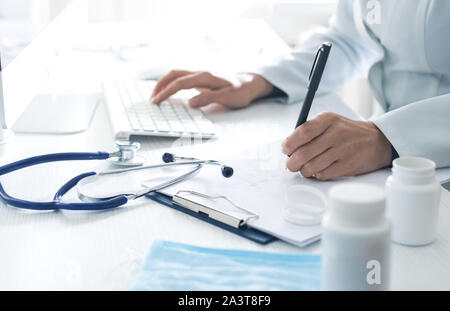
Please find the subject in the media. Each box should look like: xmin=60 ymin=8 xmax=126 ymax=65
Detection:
xmin=172 ymin=190 xmax=259 ymax=228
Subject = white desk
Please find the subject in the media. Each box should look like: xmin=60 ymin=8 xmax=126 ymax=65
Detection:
xmin=1 ymin=20 xmax=450 ymax=291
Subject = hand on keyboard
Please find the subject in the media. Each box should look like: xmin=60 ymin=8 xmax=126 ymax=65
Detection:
xmin=151 ymin=70 xmax=274 ymax=109
xmin=109 ymin=80 xmax=218 ymax=137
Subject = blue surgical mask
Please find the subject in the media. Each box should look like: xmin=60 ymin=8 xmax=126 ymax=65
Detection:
xmin=133 ymin=240 xmax=321 ymax=291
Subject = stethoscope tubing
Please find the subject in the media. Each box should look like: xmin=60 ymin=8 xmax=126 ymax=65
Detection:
xmin=0 ymin=151 xmax=128 ymax=211
xmin=0 ymin=151 xmax=229 ymax=211
xmin=97 ymin=159 xmax=222 ymax=176
xmin=75 ymin=162 xmax=205 ymax=203
xmin=0 ymin=152 xmax=110 ymax=176
xmin=0 ymin=182 xmax=128 ymax=211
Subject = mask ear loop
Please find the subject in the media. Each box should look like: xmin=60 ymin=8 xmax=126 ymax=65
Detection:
xmin=283 ymin=185 xmax=327 ymax=226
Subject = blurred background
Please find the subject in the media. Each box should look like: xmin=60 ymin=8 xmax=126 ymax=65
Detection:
xmin=0 ymin=0 xmax=378 ymax=118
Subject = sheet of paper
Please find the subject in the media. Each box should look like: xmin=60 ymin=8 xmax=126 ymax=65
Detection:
xmin=160 ymin=139 xmax=450 ymax=247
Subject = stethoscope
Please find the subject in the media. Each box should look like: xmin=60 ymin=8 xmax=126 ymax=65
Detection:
xmin=0 ymin=141 xmax=233 ymax=211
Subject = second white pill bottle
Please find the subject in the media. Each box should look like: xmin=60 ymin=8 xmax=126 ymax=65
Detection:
xmin=322 ymin=183 xmax=391 ymax=291
xmin=386 ymin=157 xmax=441 ymax=246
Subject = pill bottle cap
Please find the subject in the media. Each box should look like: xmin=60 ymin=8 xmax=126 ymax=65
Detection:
xmin=392 ymin=157 xmax=436 ymax=185
xmin=327 ymin=183 xmax=386 ymax=227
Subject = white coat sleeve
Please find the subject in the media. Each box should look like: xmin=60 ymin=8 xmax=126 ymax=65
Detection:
xmin=371 ymin=94 xmax=450 ymax=168
xmin=254 ymin=0 xmax=377 ymax=103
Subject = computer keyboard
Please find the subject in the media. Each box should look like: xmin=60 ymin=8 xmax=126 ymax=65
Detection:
xmin=107 ymin=79 xmax=217 ymax=138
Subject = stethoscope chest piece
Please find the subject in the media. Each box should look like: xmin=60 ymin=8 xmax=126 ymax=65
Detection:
xmin=109 ymin=140 xmax=144 ymax=167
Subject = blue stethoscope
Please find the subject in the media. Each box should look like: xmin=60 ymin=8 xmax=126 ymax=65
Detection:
xmin=0 ymin=141 xmax=233 ymax=211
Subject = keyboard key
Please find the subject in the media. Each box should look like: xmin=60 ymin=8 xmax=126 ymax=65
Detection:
xmin=187 ymin=108 xmax=203 ymax=117
xmin=182 ymin=121 xmax=201 ymax=133
xmin=141 ymin=121 xmax=157 ymax=131
xmin=129 ymin=116 xmax=142 ymax=131
xmin=115 ymin=81 xmax=131 ymax=106
xmin=136 ymin=81 xmax=152 ymax=99
xmin=154 ymin=120 xmax=171 ymax=132
xmin=124 ymin=81 xmax=144 ymax=103
xmin=167 ymin=121 xmax=185 ymax=133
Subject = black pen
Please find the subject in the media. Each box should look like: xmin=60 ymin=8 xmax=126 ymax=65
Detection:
xmin=294 ymin=42 xmax=332 ymax=128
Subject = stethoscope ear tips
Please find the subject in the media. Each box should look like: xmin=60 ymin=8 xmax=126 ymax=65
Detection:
xmin=162 ymin=153 xmax=175 ymax=163
xmin=221 ymin=166 xmax=234 ymax=178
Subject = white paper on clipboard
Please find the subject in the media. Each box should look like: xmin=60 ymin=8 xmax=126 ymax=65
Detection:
xmin=159 ymin=139 xmax=450 ymax=247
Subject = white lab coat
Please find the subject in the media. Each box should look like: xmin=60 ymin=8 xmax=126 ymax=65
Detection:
xmin=255 ymin=0 xmax=450 ymax=168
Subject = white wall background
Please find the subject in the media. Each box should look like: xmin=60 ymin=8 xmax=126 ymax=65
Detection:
xmin=0 ymin=0 xmax=377 ymax=117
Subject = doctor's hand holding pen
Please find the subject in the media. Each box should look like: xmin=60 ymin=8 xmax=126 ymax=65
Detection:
xmin=151 ymin=70 xmax=392 ymax=181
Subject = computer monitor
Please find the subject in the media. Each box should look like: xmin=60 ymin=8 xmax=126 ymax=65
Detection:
xmin=0 ymin=0 xmax=98 ymax=142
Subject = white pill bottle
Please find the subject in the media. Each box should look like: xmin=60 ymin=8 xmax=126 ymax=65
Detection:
xmin=322 ymin=183 xmax=391 ymax=291
xmin=386 ymin=157 xmax=441 ymax=246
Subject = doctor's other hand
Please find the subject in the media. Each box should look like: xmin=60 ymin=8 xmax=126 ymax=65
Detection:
xmin=282 ymin=112 xmax=392 ymax=181
xmin=151 ymin=70 xmax=274 ymax=109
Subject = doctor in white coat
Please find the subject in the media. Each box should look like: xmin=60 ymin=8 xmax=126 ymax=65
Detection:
xmin=151 ymin=0 xmax=450 ymax=180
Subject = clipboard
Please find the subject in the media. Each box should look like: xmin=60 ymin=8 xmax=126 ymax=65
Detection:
xmin=146 ymin=191 xmax=278 ymax=245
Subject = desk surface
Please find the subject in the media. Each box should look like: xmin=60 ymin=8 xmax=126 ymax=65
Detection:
xmin=1 ymin=20 xmax=450 ymax=290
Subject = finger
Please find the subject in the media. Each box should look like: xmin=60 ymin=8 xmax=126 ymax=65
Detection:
xmin=282 ymin=112 xmax=336 ymax=156
xmin=299 ymin=148 xmax=338 ymax=178
xmin=195 ymin=87 xmax=209 ymax=93
xmin=152 ymin=72 xmax=230 ymax=104
xmin=315 ymin=161 xmax=348 ymax=181
xmin=188 ymin=88 xmax=234 ymax=108
xmin=285 ymin=127 xmax=335 ymax=172
xmin=151 ymin=70 xmax=192 ymax=99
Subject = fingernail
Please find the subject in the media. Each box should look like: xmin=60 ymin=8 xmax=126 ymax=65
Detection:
xmin=151 ymin=96 xmax=159 ymax=104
